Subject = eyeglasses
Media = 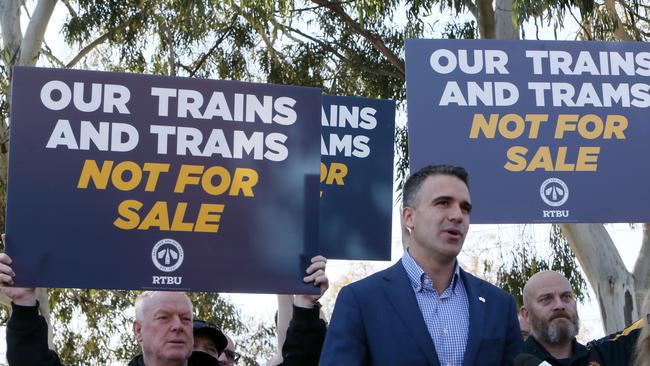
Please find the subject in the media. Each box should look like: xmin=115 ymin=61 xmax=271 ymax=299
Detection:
xmin=224 ymin=349 xmax=241 ymax=363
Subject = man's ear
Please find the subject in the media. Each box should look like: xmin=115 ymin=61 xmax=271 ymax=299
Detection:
xmin=520 ymin=306 xmax=529 ymax=321
xmin=133 ymin=320 xmax=143 ymax=343
xmin=402 ymin=206 xmax=414 ymax=232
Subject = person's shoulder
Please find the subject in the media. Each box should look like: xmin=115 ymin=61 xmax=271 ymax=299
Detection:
xmin=344 ymin=262 xmax=403 ymax=291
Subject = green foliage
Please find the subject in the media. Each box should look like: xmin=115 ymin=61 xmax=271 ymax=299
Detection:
xmin=394 ymin=125 xmax=409 ymax=200
xmin=492 ymin=225 xmax=589 ymax=309
xmin=238 ymin=320 xmax=277 ymax=366
xmin=441 ymin=20 xmax=477 ymax=39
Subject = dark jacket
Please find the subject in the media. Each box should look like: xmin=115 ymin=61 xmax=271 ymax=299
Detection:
xmin=320 ymin=262 xmax=524 ymax=366
xmin=279 ymin=303 xmax=327 ymax=365
xmin=524 ymin=336 xmax=591 ymax=366
xmin=6 ymin=302 xmax=64 ymax=366
xmin=127 ymin=352 xmax=220 ymax=366
xmin=588 ymin=319 xmax=642 ymax=366
xmin=524 ymin=323 xmax=641 ymax=366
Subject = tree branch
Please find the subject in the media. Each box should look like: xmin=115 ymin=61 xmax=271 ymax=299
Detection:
xmin=633 ymin=223 xmax=650 ymax=300
xmin=41 ymin=47 xmax=66 ymax=67
xmin=66 ymin=9 xmax=146 ymax=68
xmin=0 ymin=0 xmax=23 ymax=68
xmin=569 ymin=6 xmax=593 ymax=40
xmin=231 ymin=2 xmax=285 ymax=63
xmin=18 ymin=0 xmax=57 ymax=66
xmin=464 ymin=0 xmax=478 ymax=20
xmin=275 ymin=20 xmax=403 ymax=80
xmin=311 ymin=0 xmax=404 ymax=76
xmin=61 ymin=0 xmax=77 ymax=18
xmin=604 ymin=0 xmax=634 ymax=41
xmin=619 ymin=1 xmax=650 ymax=24
xmin=187 ymin=26 xmax=234 ymax=77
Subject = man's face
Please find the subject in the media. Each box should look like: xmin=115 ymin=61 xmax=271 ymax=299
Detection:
xmin=134 ymin=292 xmax=194 ymax=364
xmin=194 ymin=333 xmax=220 ymax=359
xmin=218 ymin=336 xmax=238 ymax=366
xmin=403 ymin=175 xmax=471 ymax=263
xmin=524 ymin=274 xmax=579 ymax=345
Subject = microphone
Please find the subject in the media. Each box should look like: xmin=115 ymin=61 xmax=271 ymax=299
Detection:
xmin=513 ymin=353 xmax=553 ymax=366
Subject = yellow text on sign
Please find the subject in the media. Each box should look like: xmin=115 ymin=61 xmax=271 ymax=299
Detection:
xmin=114 ymin=200 xmax=224 ymax=233
xmin=77 ymin=160 xmax=259 ymax=197
xmin=320 ymin=162 xmax=348 ymax=197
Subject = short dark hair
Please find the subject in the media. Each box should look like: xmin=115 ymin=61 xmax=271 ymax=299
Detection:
xmin=402 ymin=165 xmax=469 ymax=208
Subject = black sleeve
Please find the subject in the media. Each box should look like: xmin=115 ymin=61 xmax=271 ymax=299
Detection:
xmin=279 ymin=303 xmax=327 ymax=366
xmin=6 ymin=302 xmax=65 ymax=366
xmin=590 ymin=326 xmax=641 ymax=365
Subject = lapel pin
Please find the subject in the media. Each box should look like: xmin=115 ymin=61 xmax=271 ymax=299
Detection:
xmin=478 ymin=296 xmax=486 ymax=303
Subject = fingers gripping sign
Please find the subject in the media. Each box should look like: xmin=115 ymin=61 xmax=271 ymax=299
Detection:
xmin=0 ymin=235 xmax=37 ymax=306
xmin=295 ymin=255 xmax=329 ymax=309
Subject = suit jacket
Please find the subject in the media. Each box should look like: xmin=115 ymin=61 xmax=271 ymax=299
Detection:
xmin=319 ymin=261 xmax=523 ymax=366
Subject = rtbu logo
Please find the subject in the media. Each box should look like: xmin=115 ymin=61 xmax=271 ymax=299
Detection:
xmin=540 ymin=178 xmax=570 ymax=218
xmin=151 ymin=238 xmax=184 ymax=272
xmin=540 ymin=178 xmax=569 ymax=207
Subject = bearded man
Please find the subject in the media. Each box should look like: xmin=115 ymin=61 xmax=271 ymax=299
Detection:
xmin=520 ymin=271 xmax=587 ymax=366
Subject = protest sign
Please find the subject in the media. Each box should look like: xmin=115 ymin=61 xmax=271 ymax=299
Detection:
xmin=406 ymin=39 xmax=650 ymax=222
xmin=319 ymin=96 xmax=395 ymax=260
xmin=7 ymin=66 xmax=321 ymax=293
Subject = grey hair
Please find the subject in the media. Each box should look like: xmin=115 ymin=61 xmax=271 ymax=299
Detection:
xmin=134 ymin=291 xmax=191 ymax=321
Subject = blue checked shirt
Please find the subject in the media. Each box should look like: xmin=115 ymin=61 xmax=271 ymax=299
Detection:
xmin=402 ymin=251 xmax=470 ymax=366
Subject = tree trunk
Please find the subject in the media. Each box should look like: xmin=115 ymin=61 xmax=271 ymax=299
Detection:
xmin=476 ymin=0 xmax=496 ymax=39
xmin=0 ymin=0 xmax=22 ymax=69
xmin=495 ymin=0 xmax=518 ymax=39
xmin=560 ymin=223 xmax=638 ymax=333
xmin=18 ymin=0 xmax=56 ymax=65
xmin=603 ymin=0 xmax=633 ymax=41
xmin=633 ymin=223 xmax=650 ymax=312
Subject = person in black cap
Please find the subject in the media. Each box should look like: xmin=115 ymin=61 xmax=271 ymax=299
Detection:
xmin=193 ymin=319 xmax=228 ymax=359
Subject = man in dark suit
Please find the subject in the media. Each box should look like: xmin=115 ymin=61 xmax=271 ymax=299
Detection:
xmin=319 ymin=165 xmax=523 ymax=366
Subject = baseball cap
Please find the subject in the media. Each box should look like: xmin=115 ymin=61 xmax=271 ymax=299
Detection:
xmin=193 ymin=319 xmax=228 ymax=354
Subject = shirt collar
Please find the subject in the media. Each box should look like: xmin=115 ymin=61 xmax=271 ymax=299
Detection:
xmin=401 ymin=249 xmax=462 ymax=293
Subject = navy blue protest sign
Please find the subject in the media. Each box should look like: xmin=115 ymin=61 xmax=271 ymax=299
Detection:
xmin=7 ymin=66 xmax=321 ymax=293
xmin=319 ymin=96 xmax=395 ymax=260
xmin=406 ymin=39 xmax=650 ymax=223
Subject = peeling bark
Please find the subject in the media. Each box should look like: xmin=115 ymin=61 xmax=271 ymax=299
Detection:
xmin=495 ymin=0 xmax=518 ymax=39
xmin=561 ymin=223 xmax=638 ymax=333
xmin=18 ymin=0 xmax=57 ymax=66
xmin=633 ymin=223 xmax=650 ymax=311
xmin=0 ymin=0 xmax=22 ymax=68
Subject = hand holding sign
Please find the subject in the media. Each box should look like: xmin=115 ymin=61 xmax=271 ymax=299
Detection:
xmin=295 ymin=255 xmax=329 ymax=308
xmin=0 ymin=239 xmax=36 ymax=307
